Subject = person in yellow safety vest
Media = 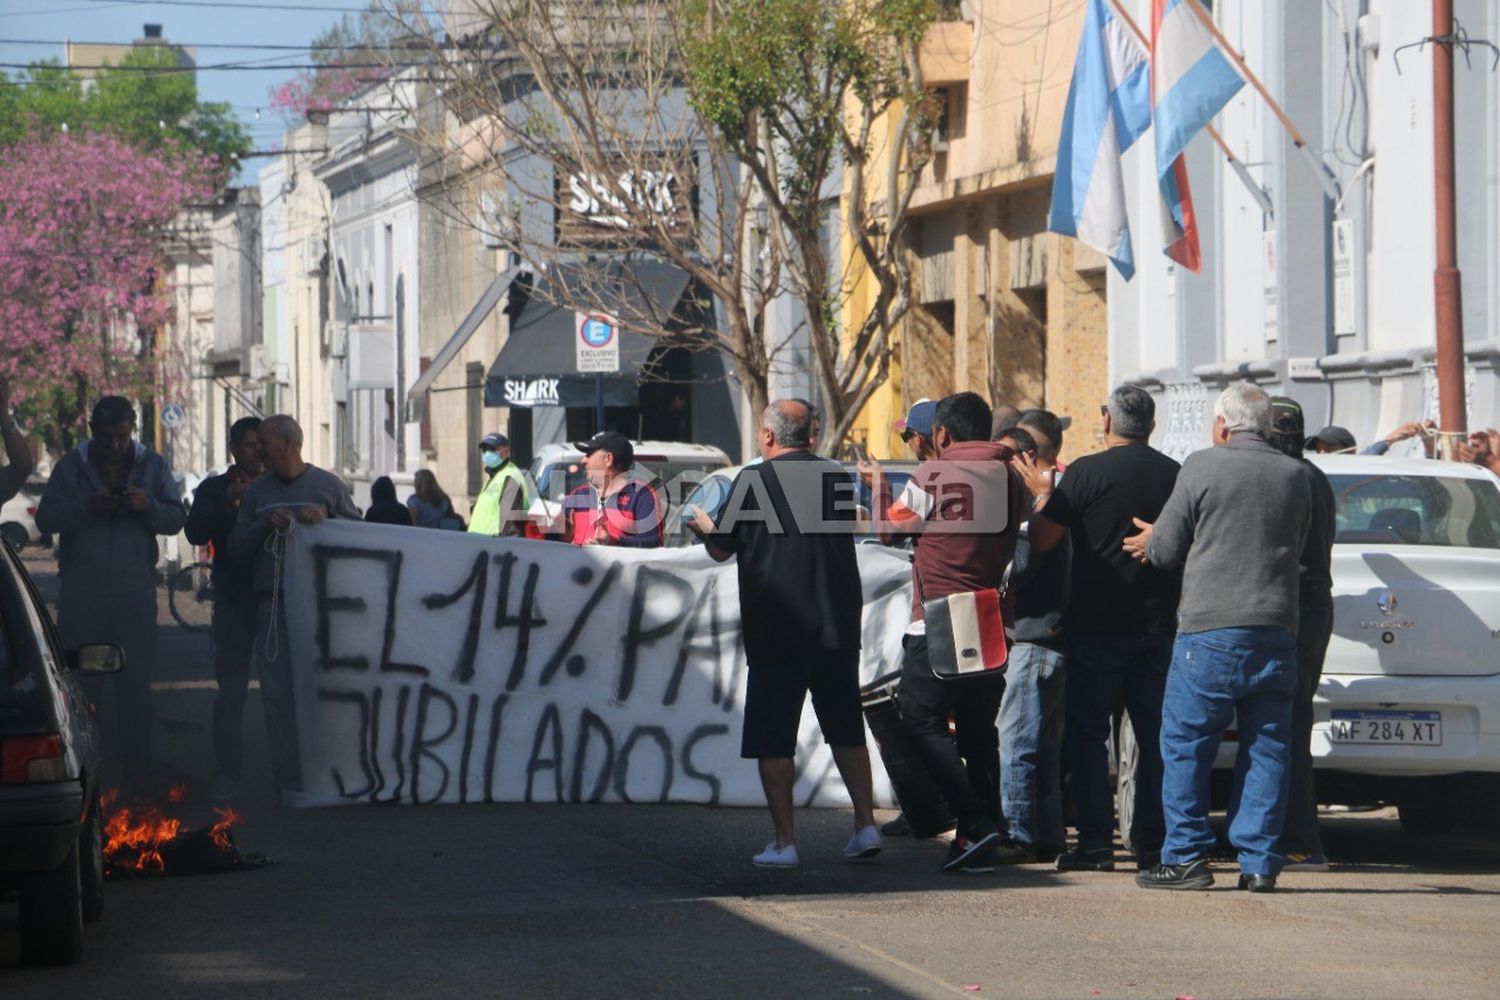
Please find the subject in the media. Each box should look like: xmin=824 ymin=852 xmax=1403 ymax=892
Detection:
xmin=468 ymin=432 xmax=530 ymax=537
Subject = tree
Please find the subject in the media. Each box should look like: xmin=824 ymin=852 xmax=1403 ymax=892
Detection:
xmin=0 ymin=133 xmax=212 ymax=449
xmin=402 ymin=0 xmax=938 ymax=452
xmin=0 ymin=48 xmax=248 ymax=184
xmin=268 ymin=0 xmax=433 ymax=119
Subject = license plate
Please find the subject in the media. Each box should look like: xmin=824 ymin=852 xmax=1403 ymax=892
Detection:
xmin=1329 ymin=710 xmax=1442 ymax=746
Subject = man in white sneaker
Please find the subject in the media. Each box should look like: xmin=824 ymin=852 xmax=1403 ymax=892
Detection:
xmin=689 ymin=399 xmax=880 ymax=868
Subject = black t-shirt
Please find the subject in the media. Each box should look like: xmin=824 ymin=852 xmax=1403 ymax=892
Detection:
xmin=1044 ymin=443 xmax=1183 ymax=635
xmin=711 ymin=451 xmax=863 ymax=662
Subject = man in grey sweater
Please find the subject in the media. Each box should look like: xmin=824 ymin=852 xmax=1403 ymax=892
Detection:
xmin=36 ymin=396 xmax=185 ymax=791
xmin=230 ymin=414 xmax=359 ymax=800
xmin=1123 ymin=383 xmax=1310 ymax=893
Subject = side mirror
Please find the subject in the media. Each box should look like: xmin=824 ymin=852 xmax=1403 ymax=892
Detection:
xmin=68 ymin=644 xmax=125 ymax=675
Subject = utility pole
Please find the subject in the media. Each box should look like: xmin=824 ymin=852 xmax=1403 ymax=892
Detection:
xmin=1433 ymin=0 xmax=1467 ymax=443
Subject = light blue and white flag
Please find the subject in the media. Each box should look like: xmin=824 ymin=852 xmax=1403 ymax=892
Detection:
xmin=1048 ymin=0 xmax=1153 ymax=279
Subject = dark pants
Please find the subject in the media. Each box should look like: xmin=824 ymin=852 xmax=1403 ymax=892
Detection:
xmin=210 ymin=593 xmax=258 ymax=781
xmin=1281 ymin=604 xmax=1332 ymax=856
xmin=255 ymin=597 xmax=303 ymax=795
xmin=61 ymin=587 xmax=157 ymax=791
xmin=1064 ymin=631 xmax=1172 ymax=855
xmin=897 ymin=634 xmax=1005 ymax=838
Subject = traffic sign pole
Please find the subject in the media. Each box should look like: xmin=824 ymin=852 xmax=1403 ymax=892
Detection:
xmin=595 ymin=372 xmax=605 ymax=435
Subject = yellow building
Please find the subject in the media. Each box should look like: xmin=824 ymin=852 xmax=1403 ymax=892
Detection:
xmin=65 ymin=24 xmax=195 ymax=80
xmin=843 ymin=1 xmax=1108 ymax=462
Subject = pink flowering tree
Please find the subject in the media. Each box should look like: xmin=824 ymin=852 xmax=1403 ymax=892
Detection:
xmin=0 ymin=132 xmax=213 ymax=448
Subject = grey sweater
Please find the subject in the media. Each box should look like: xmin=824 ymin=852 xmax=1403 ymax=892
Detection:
xmin=1145 ymin=433 xmax=1311 ymax=634
xmin=230 ymin=464 xmax=360 ymax=597
xmin=35 ymin=441 xmax=185 ymax=605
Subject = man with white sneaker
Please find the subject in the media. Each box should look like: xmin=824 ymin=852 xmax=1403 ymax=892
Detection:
xmin=688 ymin=399 xmax=881 ymax=868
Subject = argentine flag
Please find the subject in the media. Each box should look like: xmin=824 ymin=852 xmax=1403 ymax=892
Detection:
xmin=1048 ymin=0 xmax=1153 ymax=280
xmin=1152 ymin=0 xmax=1244 ymax=270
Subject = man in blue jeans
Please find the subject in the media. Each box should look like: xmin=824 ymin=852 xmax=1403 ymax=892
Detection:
xmin=1027 ymin=386 xmax=1181 ymax=871
xmin=1124 ymin=383 xmax=1310 ymax=892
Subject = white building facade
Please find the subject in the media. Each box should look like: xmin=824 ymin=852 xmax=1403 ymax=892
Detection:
xmin=1109 ymin=0 xmax=1500 ymax=456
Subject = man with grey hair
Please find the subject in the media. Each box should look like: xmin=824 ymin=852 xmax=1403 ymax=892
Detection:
xmin=230 ymin=414 xmax=360 ymax=802
xmin=688 ymin=399 xmax=880 ymax=868
xmin=1123 ymin=382 xmax=1310 ymax=892
xmin=1024 ymin=384 xmax=1182 ymax=872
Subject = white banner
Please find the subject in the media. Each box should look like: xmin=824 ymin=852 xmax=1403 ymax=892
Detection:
xmin=281 ymin=521 xmax=913 ymax=808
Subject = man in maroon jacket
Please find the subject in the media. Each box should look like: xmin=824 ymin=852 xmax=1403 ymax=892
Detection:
xmin=860 ymin=391 xmax=1023 ymax=873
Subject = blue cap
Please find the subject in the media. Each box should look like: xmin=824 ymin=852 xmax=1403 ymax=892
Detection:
xmin=896 ymin=399 xmax=937 ymax=439
xmin=479 ymin=432 xmax=509 ymax=450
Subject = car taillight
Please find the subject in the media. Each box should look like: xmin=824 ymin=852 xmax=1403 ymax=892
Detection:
xmin=0 ymin=734 xmax=68 ymax=783
xmin=26 ymin=506 xmax=37 ymax=516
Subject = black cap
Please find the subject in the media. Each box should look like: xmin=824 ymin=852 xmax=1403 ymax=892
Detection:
xmin=573 ymin=430 xmax=633 ymax=470
xmin=1269 ymin=397 xmax=1305 ymax=438
xmin=1305 ymin=425 xmax=1356 ymax=453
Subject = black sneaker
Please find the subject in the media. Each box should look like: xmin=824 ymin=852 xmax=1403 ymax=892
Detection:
xmin=1055 ymin=847 xmax=1116 ymax=872
xmin=1135 ymin=858 xmax=1215 ymax=890
xmin=1236 ymin=873 xmax=1276 ymax=893
xmin=880 ymin=814 xmax=913 ymax=837
xmin=942 ymin=831 xmax=1000 ymax=873
xmin=993 ymin=839 xmax=1034 ymax=865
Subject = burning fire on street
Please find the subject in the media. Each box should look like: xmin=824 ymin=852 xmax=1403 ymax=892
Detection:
xmin=101 ymin=788 xmax=271 ymax=879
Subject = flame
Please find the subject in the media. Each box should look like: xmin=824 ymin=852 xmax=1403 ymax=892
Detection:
xmin=101 ymin=786 xmax=244 ymax=875
xmin=209 ymin=805 xmax=243 ymax=852
xmin=103 ymin=802 xmax=183 ymax=874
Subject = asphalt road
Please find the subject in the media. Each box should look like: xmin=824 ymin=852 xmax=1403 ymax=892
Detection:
xmin=4 ymin=550 xmax=1499 ymax=999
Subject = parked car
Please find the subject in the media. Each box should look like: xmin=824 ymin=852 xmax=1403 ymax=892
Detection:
xmin=0 ymin=535 xmax=122 ymax=965
xmin=528 ymin=441 xmax=731 ymax=536
xmin=1 ymin=478 xmax=46 ymax=551
xmin=1116 ymin=455 xmax=1500 ymax=840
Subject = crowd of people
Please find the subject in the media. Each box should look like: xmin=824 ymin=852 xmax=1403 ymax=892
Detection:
xmin=9 ymin=378 xmax=1500 ymax=890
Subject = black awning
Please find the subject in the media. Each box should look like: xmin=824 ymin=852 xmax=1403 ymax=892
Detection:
xmin=484 ymin=259 xmax=698 ymax=408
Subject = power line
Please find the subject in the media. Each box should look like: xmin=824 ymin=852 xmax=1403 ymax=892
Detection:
xmin=77 ymin=0 xmax=439 ymax=13
xmin=0 ymin=37 xmax=431 ymax=51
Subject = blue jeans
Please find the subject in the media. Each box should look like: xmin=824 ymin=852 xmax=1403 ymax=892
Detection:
xmin=999 ymin=641 xmax=1066 ymax=849
xmin=1160 ymin=626 xmax=1297 ymax=877
xmin=1065 ymin=632 xmax=1172 ymax=854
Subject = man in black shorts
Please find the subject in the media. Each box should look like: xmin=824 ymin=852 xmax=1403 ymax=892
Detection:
xmin=688 ymin=399 xmax=880 ymax=868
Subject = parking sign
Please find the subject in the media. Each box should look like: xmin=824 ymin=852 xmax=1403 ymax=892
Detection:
xmin=575 ymin=312 xmax=620 ymax=373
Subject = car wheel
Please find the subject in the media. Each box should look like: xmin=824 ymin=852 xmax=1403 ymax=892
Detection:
xmin=0 ymin=521 xmax=27 ymax=551
xmin=1397 ymin=796 xmax=1459 ymax=836
xmin=81 ymin=793 xmax=105 ymax=923
xmin=18 ymin=840 xmax=84 ymax=966
xmin=1116 ymin=712 xmax=1138 ymax=856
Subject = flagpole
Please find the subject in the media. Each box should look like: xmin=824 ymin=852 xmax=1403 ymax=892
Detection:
xmin=1105 ymin=0 xmax=1274 ymax=216
xmin=1181 ymin=0 xmax=1341 ymax=202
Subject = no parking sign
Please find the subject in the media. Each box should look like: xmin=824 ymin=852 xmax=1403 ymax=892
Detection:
xmin=575 ymin=312 xmax=620 ymax=373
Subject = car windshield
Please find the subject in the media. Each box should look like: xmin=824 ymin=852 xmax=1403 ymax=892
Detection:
xmin=535 ymin=458 xmax=727 ymax=505
xmin=1328 ymin=473 xmax=1500 ymax=548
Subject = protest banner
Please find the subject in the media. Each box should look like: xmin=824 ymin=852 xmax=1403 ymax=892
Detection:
xmin=280 ymin=521 xmax=913 ymax=807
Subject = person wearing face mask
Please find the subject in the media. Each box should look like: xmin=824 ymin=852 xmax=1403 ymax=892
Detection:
xmin=468 ymin=432 xmax=531 ymax=538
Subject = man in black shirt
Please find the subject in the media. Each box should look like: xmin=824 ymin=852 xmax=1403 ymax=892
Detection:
xmin=1268 ymin=397 xmax=1337 ymax=871
xmin=1029 ymin=385 xmax=1181 ymax=871
xmin=688 ymin=399 xmax=879 ymax=869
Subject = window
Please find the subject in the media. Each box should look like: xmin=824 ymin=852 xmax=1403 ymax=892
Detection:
xmin=1328 ymin=474 xmax=1500 ymax=548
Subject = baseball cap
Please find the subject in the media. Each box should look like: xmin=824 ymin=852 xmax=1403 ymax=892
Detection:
xmin=1305 ymin=425 xmax=1356 ymax=453
xmin=894 ymin=399 xmax=937 ymax=439
xmin=1269 ymin=397 xmax=1305 ymax=438
xmin=573 ymin=430 xmax=634 ymax=470
xmin=478 ymin=432 xmax=509 ymax=450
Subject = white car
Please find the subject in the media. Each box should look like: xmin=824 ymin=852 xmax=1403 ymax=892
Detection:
xmin=1116 ymin=454 xmax=1500 ymax=839
xmin=527 ymin=440 xmax=731 ymax=537
xmin=1 ymin=478 xmax=46 ymax=550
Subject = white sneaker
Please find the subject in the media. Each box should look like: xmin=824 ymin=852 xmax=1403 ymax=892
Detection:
xmin=752 ymin=842 xmax=800 ymax=869
xmin=844 ymin=824 xmax=883 ymax=861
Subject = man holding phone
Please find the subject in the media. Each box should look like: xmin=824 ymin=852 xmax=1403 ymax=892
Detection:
xmin=36 ymin=395 xmax=186 ymax=792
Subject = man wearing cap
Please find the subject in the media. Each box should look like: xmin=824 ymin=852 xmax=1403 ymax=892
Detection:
xmin=1306 ymin=426 xmax=1357 ymax=455
xmin=469 ymin=432 xmax=530 ymax=538
xmin=1267 ymin=398 xmax=1337 ymax=872
xmin=896 ymin=399 xmax=938 ymax=461
xmin=561 ymin=431 xmax=664 ymax=548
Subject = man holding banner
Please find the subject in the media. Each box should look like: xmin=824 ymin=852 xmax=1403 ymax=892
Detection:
xmin=688 ymin=399 xmax=880 ymax=869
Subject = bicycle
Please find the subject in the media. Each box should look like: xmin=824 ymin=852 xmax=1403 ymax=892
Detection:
xmin=167 ymin=560 xmax=214 ymax=632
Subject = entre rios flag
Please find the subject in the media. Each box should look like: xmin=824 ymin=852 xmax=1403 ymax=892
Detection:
xmin=1047 ymin=0 xmax=1153 ymax=280
xmin=1151 ymin=0 xmax=1244 ymax=270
